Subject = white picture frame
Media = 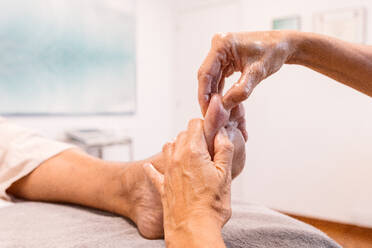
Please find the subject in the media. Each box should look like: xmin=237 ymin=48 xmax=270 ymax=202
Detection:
xmin=272 ymin=16 xmax=301 ymax=31
xmin=313 ymin=7 xmax=367 ymax=44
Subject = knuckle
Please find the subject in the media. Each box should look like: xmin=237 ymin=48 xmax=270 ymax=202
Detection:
xmin=211 ymin=32 xmax=224 ymax=46
xmin=222 ymin=32 xmax=234 ymax=45
xmin=212 ymin=32 xmax=233 ymax=50
xmin=162 ymin=142 xmax=171 ymax=153
xmin=188 ymin=118 xmax=202 ymax=129
xmin=189 ymin=142 xmax=203 ymax=158
xmin=176 ymin=131 xmax=187 ymax=142
xmin=162 ymin=143 xmax=174 ymax=160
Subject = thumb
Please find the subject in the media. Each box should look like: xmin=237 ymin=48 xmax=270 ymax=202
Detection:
xmin=143 ymin=163 xmax=164 ymax=196
xmin=204 ymin=94 xmax=229 ymax=156
xmin=223 ymin=62 xmax=263 ymax=110
xmin=213 ymin=127 xmax=234 ymax=176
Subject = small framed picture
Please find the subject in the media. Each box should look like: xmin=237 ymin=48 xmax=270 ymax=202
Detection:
xmin=313 ymin=7 xmax=366 ymax=44
xmin=272 ymin=16 xmax=301 ymax=31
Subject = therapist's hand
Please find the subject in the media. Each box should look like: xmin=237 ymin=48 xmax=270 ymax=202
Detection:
xmin=198 ymin=30 xmax=297 ymax=113
xmin=144 ymin=119 xmax=233 ymax=248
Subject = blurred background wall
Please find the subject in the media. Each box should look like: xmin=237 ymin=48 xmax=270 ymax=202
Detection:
xmin=8 ymin=0 xmax=372 ymax=228
xmin=10 ymin=0 xmax=174 ymax=161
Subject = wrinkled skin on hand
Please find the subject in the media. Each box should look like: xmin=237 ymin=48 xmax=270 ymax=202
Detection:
xmin=151 ymin=94 xmax=246 ymax=180
xmin=144 ymin=119 xmax=234 ymax=237
xmin=197 ymin=31 xmax=295 ymax=175
xmin=198 ymin=31 xmax=296 ymax=113
xmin=136 ymin=96 xmax=246 ymax=239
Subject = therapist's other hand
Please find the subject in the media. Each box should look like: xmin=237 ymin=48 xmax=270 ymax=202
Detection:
xmin=144 ymin=119 xmax=233 ymax=248
xmin=198 ymin=30 xmax=296 ymax=113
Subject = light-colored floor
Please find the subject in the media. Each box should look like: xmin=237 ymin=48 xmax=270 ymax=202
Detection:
xmin=287 ymin=213 xmax=372 ymax=248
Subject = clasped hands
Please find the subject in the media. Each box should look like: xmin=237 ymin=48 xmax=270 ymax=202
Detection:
xmin=144 ymin=94 xmax=246 ymax=247
xmin=144 ymin=31 xmax=296 ymax=247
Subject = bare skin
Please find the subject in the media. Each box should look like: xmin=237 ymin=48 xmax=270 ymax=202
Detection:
xmin=6 ymin=95 xmax=246 ymax=239
xmin=7 ymin=149 xmax=165 ymax=239
xmin=198 ymin=31 xmax=372 ymax=113
xmin=204 ymin=94 xmax=245 ymax=177
xmin=144 ymin=119 xmax=233 ymax=248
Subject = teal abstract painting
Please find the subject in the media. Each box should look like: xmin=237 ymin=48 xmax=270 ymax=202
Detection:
xmin=0 ymin=0 xmax=136 ymax=115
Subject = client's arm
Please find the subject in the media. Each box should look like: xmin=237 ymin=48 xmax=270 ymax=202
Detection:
xmin=144 ymin=119 xmax=234 ymax=248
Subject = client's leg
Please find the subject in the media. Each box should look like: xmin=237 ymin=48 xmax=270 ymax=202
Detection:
xmin=7 ymin=149 xmax=165 ymax=239
xmin=5 ymin=96 xmax=246 ymax=240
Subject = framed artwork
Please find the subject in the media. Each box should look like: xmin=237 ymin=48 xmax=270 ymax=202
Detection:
xmin=313 ymin=7 xmax=366 ymax=44
xmin=272 ymin=16 xmax=301 ymax=31
xmin=0 ymin=0 xmax=136 ymax=115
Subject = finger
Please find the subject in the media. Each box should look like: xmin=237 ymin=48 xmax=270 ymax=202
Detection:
xmin=174 ymin=131 xmax=187 ymax=151
xmin=213 ymin=127 xmax=234 ymax=176
xmin=186 ymin=118 xmax=209 ymax=154
xmin=162 ymin=142 xmax=175 ymax=172
xmin=212 ymin=63 xmax=224 ymax=94
xmin=198 ymin=33 xmax=231 ymax=116
xmin=218 ymin=63 xmax=235 ymax=94
xmin=218 ymin=77 xmax=225 ymax=94
xmin=217 ymin=67 xmax=227 ymax=94
xmin=230 ymin=103 xmax=248 ymax=141
xmin=223 ymin=62 xmax=264 ymax=110
xmin=198 ymin=51 xmax=222 ymax=116
xmin=204 ymin=94 xmax=229 ymax=156
xmin=216 ymin=55 xmax=235 ymax=94
xmin=143 ymin=163 xmax=164 ymax=196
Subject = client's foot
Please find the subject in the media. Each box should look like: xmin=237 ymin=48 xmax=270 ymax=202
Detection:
xmin=129 ymin=163 xmax=164 ymax=239
xmin=115 ymin=154 xmax=164 ymax=239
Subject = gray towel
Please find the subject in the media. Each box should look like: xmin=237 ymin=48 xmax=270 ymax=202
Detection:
xmin=0 ymin=201 xmax=341 ymax=247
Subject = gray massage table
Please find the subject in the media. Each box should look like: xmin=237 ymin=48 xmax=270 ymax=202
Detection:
xmin=0 ymin=201 xmax=341 ymax=247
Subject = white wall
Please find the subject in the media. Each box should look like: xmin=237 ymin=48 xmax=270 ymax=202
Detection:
xmin=172 ymin=0 xmax=372 ymax=227
xmin=9 ymin=0 xmax=174 ymax=161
